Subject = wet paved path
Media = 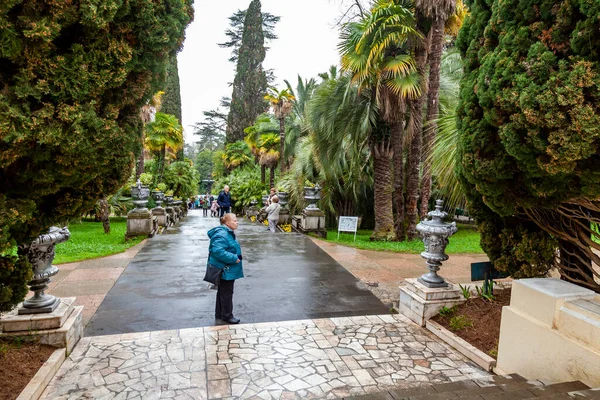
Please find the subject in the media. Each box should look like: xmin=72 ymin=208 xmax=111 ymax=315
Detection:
xmin=42 ymin=314 xmax=488 ymax=400
xmin=85 ymin=210 xmax=388 ymax=336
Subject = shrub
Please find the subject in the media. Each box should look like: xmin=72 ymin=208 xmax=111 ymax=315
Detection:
xmin=0 ymin=0 xmax=193 ymax=312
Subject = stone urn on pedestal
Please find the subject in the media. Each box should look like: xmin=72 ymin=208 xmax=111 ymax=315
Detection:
xmin=398 ymin=200 xmax=465 ymax=326
xmin=277 ymin=191 xmax=290 ymax=225
xmin=126 ymin=179 xmax=155 ymax=238
xmin=0 ymin=226 xmax=84 ymax=355
xmin=151 ymin=190 xmax=168 ymax=227
xmin=246 ymin=199 xmax=260 ymax=220
xmin=293 ymin=184 xmax=326 ymax=238
xmin=20 ymin=226 xmax=71 ymax=314
xmin=164 ymin=195 xmax=176 ymax=226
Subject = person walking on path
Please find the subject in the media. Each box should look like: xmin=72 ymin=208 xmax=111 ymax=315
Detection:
xmin=265 ymin=195 xmax=281 ymax=233
xmin=217 ymin=185 xmax=232 ymax=217
xmin=207 ymin=213 xmax=243 ymax=324
xmin=202 ymin=196 xmax=209 ymax=217
xmin=210 ymin=200 xmax=219 ymax=217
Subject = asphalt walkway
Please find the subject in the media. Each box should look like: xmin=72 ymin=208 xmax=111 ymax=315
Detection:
xmin=84 ymin=210 xmax=389 ymax=336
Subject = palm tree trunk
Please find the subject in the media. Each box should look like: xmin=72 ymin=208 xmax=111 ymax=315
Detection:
xmin=279 ymin=118 xmax=286 ymax=173
xmin=136 ymin=134 xmax=145 ymax=179
xmin=270 ymin=166 xmax=275 ymax=189
xmin=261 ymin=164 xmax=266 ymax=184
xmin=98 ymin=197 xmax=110 ymax=234
xmin=420 ymin=16 xmax=446 ymax=220
xmin=158 ymin=145 xmax=166 ymax=179
xmin=406 ymin=46 xmax=428 ymax=240
xmin=371 ymin=140 xmax=396 ymax=241
xmin=391 ymin=120 xmax=406 ymax=241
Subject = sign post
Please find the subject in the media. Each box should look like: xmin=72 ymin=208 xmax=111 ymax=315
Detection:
xmin=337 ymin=216 xmax=359 ymax=241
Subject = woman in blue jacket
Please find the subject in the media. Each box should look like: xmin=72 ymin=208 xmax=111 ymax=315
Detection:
xmin=207 ymin=213 xmax=244 ymax=324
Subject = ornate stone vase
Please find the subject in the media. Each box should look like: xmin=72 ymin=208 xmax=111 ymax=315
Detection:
xmin=131 ymin=181 xmax=150 ymax=210
xmin=250 ymin=200 xmax=258 ymax=207
xmin=164 ymin=195 xmax=174 ymax=206
xmin=277 ymin=192 xmax=289 ymax=208
xmin=303 ymin=184 xmax=321 ymax=210
xmin=151 ymin=190 xmax=164 ymax=207
xmin=416 ymin=199 xmax=458 ymax=288
xmin=20 ymin=226 xmax=71 ymax=314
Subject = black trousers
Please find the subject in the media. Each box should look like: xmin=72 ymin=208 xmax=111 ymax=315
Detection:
xmin=203 ymin=208 xmax=208 ymax=216
xmin=215 ymin=279 xmax=235 ymax=320
xmin=219 ymin=207 xmax=230 ymax=217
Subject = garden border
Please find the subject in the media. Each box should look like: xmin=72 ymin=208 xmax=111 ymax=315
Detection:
xmin=426 ymin=319 xmax=497 ymax=372
xmin=16 ymin=348 xmax=65 ymax=400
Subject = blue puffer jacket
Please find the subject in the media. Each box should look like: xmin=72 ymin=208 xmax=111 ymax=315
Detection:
xmin=207 ymin=226 xmax=244 ymax=280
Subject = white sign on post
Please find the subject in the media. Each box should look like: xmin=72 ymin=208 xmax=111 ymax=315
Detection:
xmin=337 ymin=216 xmax=359 ymax=241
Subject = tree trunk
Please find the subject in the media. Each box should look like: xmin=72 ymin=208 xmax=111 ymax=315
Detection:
xmin=98 ymin=197 xmax=110 ymax=234
xmin=559 ymin=238 xmax=595 ymax=289
xmin=371 ymin=140 xmax=396 ymax=241
xmin=158 ymin=145 xmax=166 ymax=179
xmin=269 ymin=166 xmax=275 ymax=189
xmin=391 ymin=120 xmax=406 ymax=241
xmin=420 ymin=17 xmax=446 ymax=221
xmin=261 ymin=164 xmax=266 ymax=184
xmin=406 ymin=46 xmax=428 ymax=240
xmin=279 ymin=117 xmax=286 ymax=173
xmin=136 ymin=136 xmax=145 ymax=179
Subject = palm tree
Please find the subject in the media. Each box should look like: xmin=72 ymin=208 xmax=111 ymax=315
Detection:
xmin=144 ymin=111 xmax=182 ymax=180
xmin=244 ymin=114 xmax=279 ymax=184
xmin=256 ymin=133 xmax=280 ymax=188
xmin=339 ymin=0 xmax=421 ymax=241
xmin=138 ymin=92 xmax=164 ymax=178
xmin=264 ymin=87 xmax=295 ymax=173
xmin=222 ymin=141 xmax=252 ymax=171
xmin=426 ymin=49 xmax=465 ymax=212
xmin=284 ymin=75 xmax=318 ymax=165
xmin=418 ymin=0 xmax=457 ymax=221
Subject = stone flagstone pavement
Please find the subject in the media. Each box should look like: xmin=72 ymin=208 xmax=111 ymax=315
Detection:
xmin=41 ymin=314 xmax=488 ymax=399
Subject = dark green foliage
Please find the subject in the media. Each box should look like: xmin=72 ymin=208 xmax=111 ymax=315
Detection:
xmin=161 ymin=55 xmax=183 ymax=125
xmin=0 ymin=0 xmax=192 ymax=311
xmin=456 ymin=0 xmax=600 ymax=284
xmin=218 ymin=8 xmax=280 ymax=63
xmin=196 ymin=150 xmax=215 ymax=182
xmin=163 ymin=161 xmax=199 ymax=200
xmin=212 ymin=165 xmax=267 ymax=212
xmin=226 ymin=0 xmax=269 ymax=143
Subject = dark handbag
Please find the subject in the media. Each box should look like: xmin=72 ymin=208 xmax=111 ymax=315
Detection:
xmin=204 ymin=263 xmax=222 ymax=286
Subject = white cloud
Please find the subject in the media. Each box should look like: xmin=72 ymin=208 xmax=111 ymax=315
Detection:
xmin=178 ymin=1 xmax=343 ymax=143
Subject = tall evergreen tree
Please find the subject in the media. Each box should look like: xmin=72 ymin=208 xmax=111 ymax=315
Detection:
xmin=218 ymin=9 xmax=279 ymax=63
xmin=161 ymin=55 xmax=184 ymax=159
xmin=226 ymin=0 xmax=269 ymax=144
xmin=161 ymin=56 xmax=182 ymax=123
xmin=456 ymin=0 xmax=600 ymax=292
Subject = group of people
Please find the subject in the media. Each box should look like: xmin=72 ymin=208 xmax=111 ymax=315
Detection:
xmin=205 ymin=186 xmax=284 ymax=325
xmin=189 ymin=185 xmax=233 ymax=218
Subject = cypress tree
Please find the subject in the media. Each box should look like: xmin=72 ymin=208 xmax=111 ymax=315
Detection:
xmin=456 ymin=0 xmax=600 ymax=291
xmin=161 ymin=55 xmax=184 ymax=160
xmin=226 ymin=0 xmax=269 ymax=144
xmin=161 ymin=55 xmax=183 ymax=124
xmin=0 ymin=0 xmax=193 ymax=311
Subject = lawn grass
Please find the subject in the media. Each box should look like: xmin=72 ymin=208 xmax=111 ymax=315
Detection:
xmin=320 ymin=223 xmax=483 ymax=254
xmin=54 ymin=217 xmax=145 ymax=264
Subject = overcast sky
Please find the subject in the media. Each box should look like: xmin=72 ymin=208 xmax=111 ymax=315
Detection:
xmin=178 ymin=1 xmax=344 ymax=143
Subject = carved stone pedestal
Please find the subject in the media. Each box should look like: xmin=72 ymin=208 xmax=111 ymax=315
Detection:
xmin=399 ymin=278 xmax=465 ymax=326
xmin=126 ymin=208 xmax=156 ymax=238
xmin=292 ymin=209 xmax=327 ymax=238
xmin=278 ymin=208 xmax=290 ymax=225
xmin=153 ymin=207 xmax=168 ymax=227
xmin=166 ymin=207 xmax=176 ymax=226
xmin=0 ymin=297 xmax=83 ymax=355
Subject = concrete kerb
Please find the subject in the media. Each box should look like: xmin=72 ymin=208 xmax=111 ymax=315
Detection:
xmin=16 ymin=348 xmax=65 ymax=400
